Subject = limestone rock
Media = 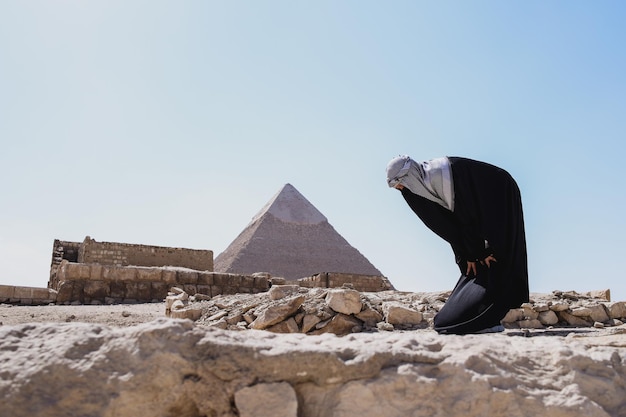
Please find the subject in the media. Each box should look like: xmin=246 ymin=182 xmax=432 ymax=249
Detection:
xmin=310 ymin=313 xmax=362 ymax=336
xmin=502 ymin=309 xmax=524 ymax=323
xmin=2 ymin=320 xmax=626 ymax=417
xmin=301 ymin=314 xmax=322 ymax=333
xmin=268 ymin=285 xmax=300 ymax=301
xmin=325 ymin=289 xmax=362 ymax=315
xmin=235 ymin=382 xmax=298 ymax=417
xmin=355 ymin=307 xmax=384 ymax=327
xmin=538 ymin=310 xmax=559 ymax=326
xmin=607 ymin=302 xmax=626 ymax=319
xmin=250 ymin=295 xmax=305 ymax=330
xmin=382 ymin=302 xmax=423 ymax=325
xmin=558 ymin=311 xmax=593 ymax=327
xmin=267 ymin=317 xmax=299 ymax=334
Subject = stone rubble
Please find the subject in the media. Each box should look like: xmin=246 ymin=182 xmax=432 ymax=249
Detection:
xmin=165 ymin=285 xmax=625 ymax=335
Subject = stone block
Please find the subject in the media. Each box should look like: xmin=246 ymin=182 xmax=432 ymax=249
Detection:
xmin=137 ymin=282 xmax=152 ymax=301
xmin=254 ymin=275 xmax=270 ymax=290
xmin=137 ymin=268 xmax=162 ymax=282
xmin=71 ymin=280 xmax=85 ymax=304
xmin=62 ymin=263 xmax=91 ymax=280
xmin=607 ymin=302 xmax=626 ymax=319
xmin=211 ymin=286 xmax=223 ymax=296
xmin=197 ymin=272 xmax=214 ymax=286
xmin=56 ymin=281 xmax=74 ymax=304
xmin=269 ymin=285 xmax=300 ymax=301
xmin=240 ymin=275 xmax=255 ymax=288
xmin=83 ymin=281 xmax=110 ymax=300
xmin=162 ymin=269 xmax=178 ymax=284
xmin=110 ymin=281 xmax=126 ymax=299
xmin=196 ymin=285 xmax=212 ymax=297
xmin=211 ymin=274 xmax=228 ymax=287
xmin=124 ymin=282 xmax=139 ymax=300
xmin=0 ymin=285 xmax=15 ymax=301
xmin=383 ymin=302 xmax=423 ymax=325
xmin=89 ymin=264 xmax=103 ymax=280
xmin=177 ymin=270 xmax=198 ymax=285
xmin=326 ymin=288 xmax=362 ymax=315
xmin=355 ymin=307 xmax=384 ymax=327
xmin=558 ymin=311 xmax=593 ymax=327
xmin=250 ymin=295 xmax=305 ymax=330
xmin=14 ymin=287 xmax=33 ymax=299
xmin=151 ymin=281 xmax=170 ymax=300
xmin=267 ymin=317 xmax=300 ymax=334
xmin=310 ymin=313 xmax=363 ymax=336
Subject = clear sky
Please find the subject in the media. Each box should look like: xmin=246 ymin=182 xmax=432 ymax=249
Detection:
xmin=1 ymin=2 xmax=625 ymax=301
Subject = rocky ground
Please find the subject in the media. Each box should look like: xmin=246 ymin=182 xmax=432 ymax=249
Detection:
xmin=2 ymin=288 xmax=626 ymax=417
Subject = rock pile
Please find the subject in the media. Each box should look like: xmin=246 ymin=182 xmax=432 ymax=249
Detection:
xmin=2 ymin=319 xmax=626 ymax=417
xmin=166 ymin=285 xmax=626 ymax=335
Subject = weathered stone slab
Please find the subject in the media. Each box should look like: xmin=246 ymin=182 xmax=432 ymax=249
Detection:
xmin=326 ymin=289 xmax=362 ymax=315
xmin=250 ymin=295 xmax=305 ymax=330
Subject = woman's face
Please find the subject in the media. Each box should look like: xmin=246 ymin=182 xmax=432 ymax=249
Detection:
xmin=394 ymin=184 xmax=404 ymax=190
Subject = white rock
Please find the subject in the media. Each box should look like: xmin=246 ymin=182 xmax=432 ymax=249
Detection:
xmin=268 ymin=285 xmax=300 ymax=301
xmin=382 ymin=302 xmax=423 ymax=325
xmin=326 ymin=289 xmax=362 ymax=315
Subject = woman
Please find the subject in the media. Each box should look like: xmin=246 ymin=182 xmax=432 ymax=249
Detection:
xmin=386 ymin=155 xmax=528 ymax=334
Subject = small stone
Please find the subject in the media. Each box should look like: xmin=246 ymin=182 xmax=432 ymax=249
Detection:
xmin=594 ymin=321 xmax=605 ymax=329
xmin=377 ymin=322 xmax=394 ymax=331
xmin=121 ymin=311 xmax=131 ymax=317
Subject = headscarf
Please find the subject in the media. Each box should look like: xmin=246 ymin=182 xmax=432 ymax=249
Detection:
xmin=386 ymin=155 xmax=455 ymax=211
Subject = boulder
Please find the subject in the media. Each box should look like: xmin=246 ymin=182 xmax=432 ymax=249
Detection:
xmin=250 ymin=295 xmax=305 ymax=330
xmin=325 ymin=289 xmax=362 ymax=315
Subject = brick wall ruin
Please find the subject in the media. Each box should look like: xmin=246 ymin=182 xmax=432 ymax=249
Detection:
xmin=53 ymin=261 xmax=270 ymax=305
xmin=49 ymin=237 xmax=213 ymax=289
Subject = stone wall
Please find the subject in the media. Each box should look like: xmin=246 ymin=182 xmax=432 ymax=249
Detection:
xmin=52 ymin=261 xmax=269 ymax=305
xmin=77 ymin=237 xmax=213 ymax=271
xmin=49 ymin=237 xmax=214 ymax=289
xmin=297 ymin=272 xmax=394 ymax=292
xmin=0 ymin=285 xmax=57 ymax=305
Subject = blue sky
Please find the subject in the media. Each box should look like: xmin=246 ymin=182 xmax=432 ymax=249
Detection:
xmin=1 ymin=2 xmax=625 ymax=300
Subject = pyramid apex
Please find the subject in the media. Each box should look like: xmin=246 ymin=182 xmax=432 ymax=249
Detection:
xmin=252 ymin=184 xmax=327 ymax=225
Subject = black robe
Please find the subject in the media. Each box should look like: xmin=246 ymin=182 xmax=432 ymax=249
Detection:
xmin=401 ymin=157 xmax=529 ymax=334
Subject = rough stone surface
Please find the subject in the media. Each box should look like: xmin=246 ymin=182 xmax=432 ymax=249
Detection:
xmin=2 ymin=319 xmax=626 ymax=417
xmin=235 ymin=382 xmax=298 ymax=417
xmin=326 ymin=288 xmax=362 ymax=315
xmin=382 ymin=302 xmax=423 ymax=325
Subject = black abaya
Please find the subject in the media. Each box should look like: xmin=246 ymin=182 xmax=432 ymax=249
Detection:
xmin=401 ymin=157 xmax=528 ymax=334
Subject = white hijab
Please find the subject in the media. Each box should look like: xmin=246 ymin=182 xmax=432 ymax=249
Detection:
xmin=386 ymin=155 xmax=455 ymax=212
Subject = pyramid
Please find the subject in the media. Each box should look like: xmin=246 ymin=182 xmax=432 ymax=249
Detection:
xmin=214 ymin=184 xmax=384 ymax=280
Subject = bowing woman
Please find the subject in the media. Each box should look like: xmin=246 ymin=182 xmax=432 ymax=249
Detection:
xmin=386 ymin=155 xmax=529 ymax=334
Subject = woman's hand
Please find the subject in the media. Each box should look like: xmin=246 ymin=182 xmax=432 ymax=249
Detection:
xmin=466 ymin=255 xmax=497 ymax=276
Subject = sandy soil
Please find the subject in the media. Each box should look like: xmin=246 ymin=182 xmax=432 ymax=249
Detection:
xmin=0 ymin=302 xmax=166 ymax=327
